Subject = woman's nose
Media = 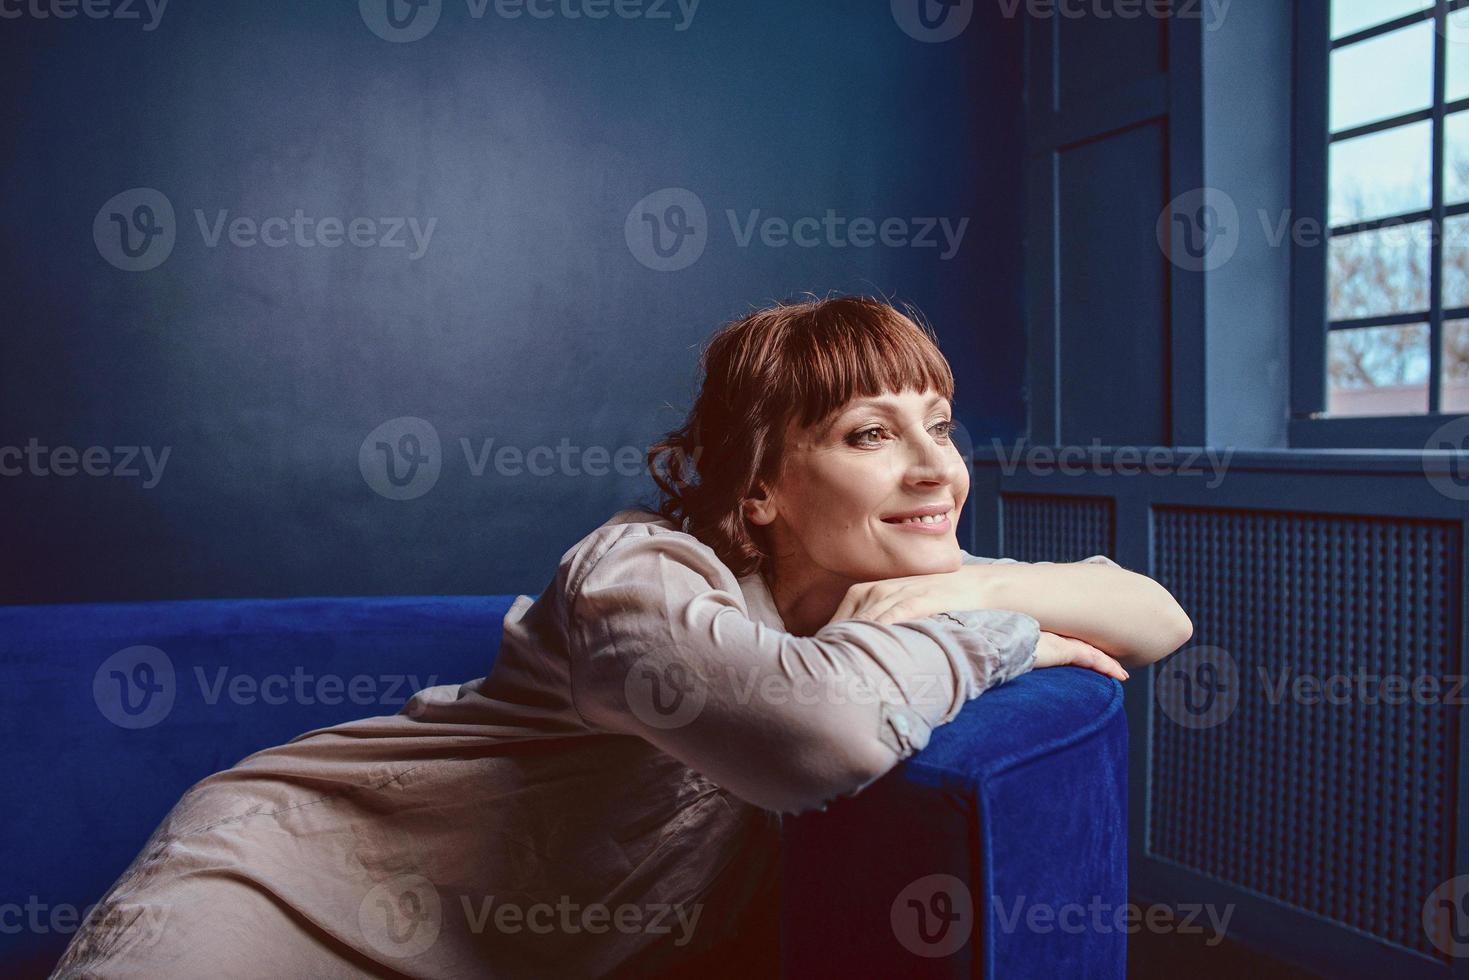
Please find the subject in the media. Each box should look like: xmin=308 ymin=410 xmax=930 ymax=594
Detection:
xmin=901 ymin=430 xmax=955 ymax=485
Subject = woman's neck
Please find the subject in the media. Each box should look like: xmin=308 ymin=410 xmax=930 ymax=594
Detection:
xmin=761 ymin=561 xmax=853 ymax=637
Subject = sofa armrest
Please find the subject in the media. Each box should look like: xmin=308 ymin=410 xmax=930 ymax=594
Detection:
xmin=780 ymin=666 xmax=1128 ymax=978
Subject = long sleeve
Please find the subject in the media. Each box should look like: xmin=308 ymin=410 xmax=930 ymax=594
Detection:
xmin=565 ymin=522 xmax=1041 ymax=815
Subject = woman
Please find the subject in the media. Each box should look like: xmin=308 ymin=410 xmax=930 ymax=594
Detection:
xmin=53 ymin=296 xmax=1191 ymax=978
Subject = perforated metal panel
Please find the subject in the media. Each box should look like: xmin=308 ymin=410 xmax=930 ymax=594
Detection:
xmin=999 ymin=493 xmax=1115 ymax=562
xmin=1150 ymin=505 xmax=1463 ymax=958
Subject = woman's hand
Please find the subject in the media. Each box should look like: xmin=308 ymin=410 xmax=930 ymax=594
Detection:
xmin=1034 ymin=630 xmax=1129 ymax=682
xmin=827 ymin=570 xmax=985 ymax=628
xmin=828 ymin=572 xmax=1130 ymax=682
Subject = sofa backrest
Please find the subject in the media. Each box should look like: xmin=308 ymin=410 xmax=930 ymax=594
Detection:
xmin=0 ymin=595 xmax=517 ymax=976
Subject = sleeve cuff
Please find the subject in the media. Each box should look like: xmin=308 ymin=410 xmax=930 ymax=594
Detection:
xmin=935 ymin=608 xmax=1041 ymax=688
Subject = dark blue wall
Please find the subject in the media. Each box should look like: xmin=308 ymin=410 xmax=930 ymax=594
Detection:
xmin=0 ymin=0 xmax=1024 ymax=602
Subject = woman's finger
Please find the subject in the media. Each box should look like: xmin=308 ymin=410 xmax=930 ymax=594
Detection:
xmin=829 ymin=585 xmax=867 ymax=624
xmin=1051 ymin=636 xmax=1129 ymax=681
xmin=853 ymin=584 xmax=921 ymax=625
xmin=861 ymin=590 xmax=912 ymax=625
xmin=871 ymin=597 xmax=922 ymax=626
xmin=1081 ymin=647 xmax=1129 ymax=681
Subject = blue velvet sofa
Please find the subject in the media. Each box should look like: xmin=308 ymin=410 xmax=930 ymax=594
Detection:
xmin=0 ymin=597 xmax=1127 ymax=978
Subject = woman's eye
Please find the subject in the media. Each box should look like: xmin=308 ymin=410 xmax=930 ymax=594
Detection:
xmin=846 ymin=421 xmax=952 ymax=447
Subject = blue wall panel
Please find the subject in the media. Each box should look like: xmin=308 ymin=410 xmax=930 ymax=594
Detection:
xmin=1057 ymin=122 xmax=1171 ymax=447
xmin=0 ymin=1 xmax=1026 ymax=603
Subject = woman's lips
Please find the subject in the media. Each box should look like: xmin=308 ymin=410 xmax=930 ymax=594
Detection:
xmin=880 ymin=509 xmax=952 ymax=534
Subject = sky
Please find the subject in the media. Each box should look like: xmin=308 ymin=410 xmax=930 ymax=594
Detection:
xmin=1325 ymin=2 xmax=1467 ymax=406
xmin=1328 ymin=4 xmax=1469 ymax=225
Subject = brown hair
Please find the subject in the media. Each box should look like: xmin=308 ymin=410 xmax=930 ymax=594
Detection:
xmin=646 ymin=295 xmax=955 ymax=577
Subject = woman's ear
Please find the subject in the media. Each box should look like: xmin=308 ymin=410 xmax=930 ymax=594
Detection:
xmin=743 ymin=483 xmax=777 ymax=527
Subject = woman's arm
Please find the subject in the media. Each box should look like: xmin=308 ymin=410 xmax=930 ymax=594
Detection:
xmin=962 ymin=553 xmax=1193 ymax=669
xmin=564 ymin=522 xmax=1042 ymax=816
xmin=832 ymin=551 xmax=1192 ymax=670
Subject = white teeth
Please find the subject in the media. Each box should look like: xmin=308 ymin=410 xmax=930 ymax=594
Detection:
xmin=896 ymin=512 xmax=947 ymax=524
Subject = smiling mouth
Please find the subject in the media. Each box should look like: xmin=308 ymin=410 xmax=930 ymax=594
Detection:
xmin=881 ymin=511 xmax=951 ymax=525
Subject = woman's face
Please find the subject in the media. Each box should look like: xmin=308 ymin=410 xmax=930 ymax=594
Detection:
xmin=747 ymin=387 xmax=969 ymax=583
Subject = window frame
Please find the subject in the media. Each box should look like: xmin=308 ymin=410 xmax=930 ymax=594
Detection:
xmin=1291 ymin=0 xmax=1469 ymax=448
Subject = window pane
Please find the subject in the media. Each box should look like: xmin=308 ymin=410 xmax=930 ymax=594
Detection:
xmin=1330 ymin=22 xmax=1433 ymax=133
xmin=1328 ymin=221 xmax=1431 ymax=319
xmin=1441 ymin=214 xmax=1469 ymax=309
xmin=1448 ymin=9 xmax=1469 ymax=103
xmin=1327 ymin=323 xmax=1430 ymax=416
xmin=1330 ymin=121 xmax=1431 ymax=225
xmin=1446 ymin=112 xmax=1469 ymax=207
xmin=1444 ymin=319 xmax=1469 ymax=412
xmin=1332 ymin=0 xmax=1430 ymax=40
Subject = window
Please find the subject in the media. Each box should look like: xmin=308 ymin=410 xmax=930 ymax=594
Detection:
xmin=1293 ymin=0 xmax=1469 ymax=447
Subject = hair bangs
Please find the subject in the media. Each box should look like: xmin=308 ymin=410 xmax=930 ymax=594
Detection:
xmin=782 ymin=298 xmax=955 ymax=429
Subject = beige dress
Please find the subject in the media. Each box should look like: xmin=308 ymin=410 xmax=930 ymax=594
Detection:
xmin=52 ymin=508 xmax=1042 ymax=979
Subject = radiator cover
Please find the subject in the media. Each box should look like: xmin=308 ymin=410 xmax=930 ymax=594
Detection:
xmin=1148 ymin=505 xmax=1462 ymax=958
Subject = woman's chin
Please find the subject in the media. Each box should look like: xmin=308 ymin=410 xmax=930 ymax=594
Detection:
xmin=882 ymin=543 xmax=963 ymax=578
